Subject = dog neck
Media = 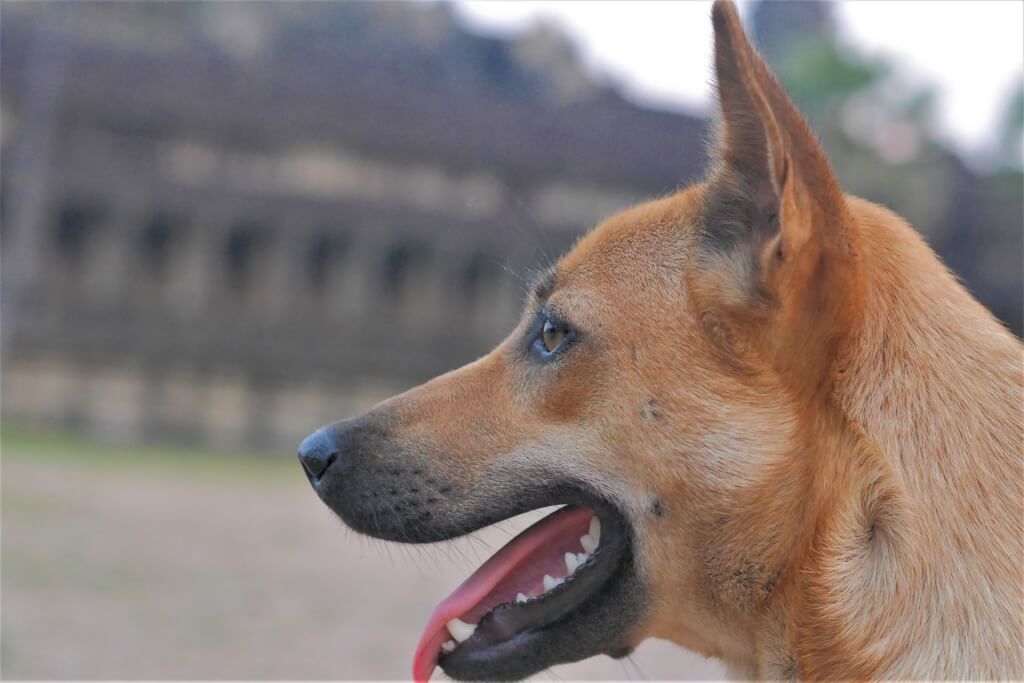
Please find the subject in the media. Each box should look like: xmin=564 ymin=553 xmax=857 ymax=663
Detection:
xmin=754 ymin=197 xmax=1024 ymax=678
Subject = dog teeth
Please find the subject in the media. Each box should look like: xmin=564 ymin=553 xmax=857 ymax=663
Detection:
xmin=589 ymin=516 xmax=601 ymax=545
xmin=441 ymin=640 xmax=457 ymax=654
xmin=516 ymin=592 xmax=528 ymax=604
xmin=565 ymin=552 xmax=579 ymax=574
xmin=580 ymin=533 xmax=597 ymax=554
xmin=446 ymin=618 xmax=476 ymax=643
xmin=543 ymin=574 xmax=564 ymax=592
xmin=577 ymin=552 xmax=589 ymax=566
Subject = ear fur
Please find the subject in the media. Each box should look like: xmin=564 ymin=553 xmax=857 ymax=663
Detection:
xmin=705 ymin=1 xmax=788 ymax=252
xmin=697 ymin=1 xmax=862 ymax=388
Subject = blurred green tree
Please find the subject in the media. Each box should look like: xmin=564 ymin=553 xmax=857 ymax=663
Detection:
xmin=750 ymin=0 xmax=1021 ymax=335
xmin=997 ymin=83 xmax=1023 ymax=170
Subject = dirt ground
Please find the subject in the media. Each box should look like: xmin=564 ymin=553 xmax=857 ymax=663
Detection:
xmin=1 ymin=427 xmax=725 ymax=680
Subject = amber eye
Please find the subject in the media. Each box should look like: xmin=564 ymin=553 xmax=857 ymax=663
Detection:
xmin=541 ymin=319 xmax=569 ymax=354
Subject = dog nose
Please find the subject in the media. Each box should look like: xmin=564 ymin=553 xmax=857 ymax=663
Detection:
xmin=298 ymin=427 xmax=339 ymax=482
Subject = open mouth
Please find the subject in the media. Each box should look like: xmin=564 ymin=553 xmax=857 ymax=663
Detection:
xmin=413 ymin=504 xmax=632 ymax=681
xmin=297 ymin=423 xmax=642 ymax=680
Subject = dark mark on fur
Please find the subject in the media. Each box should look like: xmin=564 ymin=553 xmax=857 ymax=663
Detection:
xmin=641 ymin=398 xmax=661 ymax=421
xmin=651 ymin=500 xmax=665 ymax=518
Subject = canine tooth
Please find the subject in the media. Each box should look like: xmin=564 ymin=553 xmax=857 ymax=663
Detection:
xmin=447 ymin=618 xmax=476 ymax=643
xmin=577 ymin=552 xmax=589 ymax=565
xmin=565 ymin=552 xmax=579 ymax=574
xmin=589 ymin=516 xmax=601 ymax=545
xmin=441 ymin=640 xmax=457 ymax=654
xmin=516 ymin=592 xmax=528 ymax=604
xmin=580 ymin=533 xmax=597 ymax=554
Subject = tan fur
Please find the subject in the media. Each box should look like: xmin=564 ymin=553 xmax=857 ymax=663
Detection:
xmin=365 ymin=3 xmax=1024 ymax=677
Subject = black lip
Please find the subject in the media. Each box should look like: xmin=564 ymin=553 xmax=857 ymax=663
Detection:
xmin=438 ymin=504 xmax=635 ymax=681
xmin=315 ymin=444 xmax=615 ymax=547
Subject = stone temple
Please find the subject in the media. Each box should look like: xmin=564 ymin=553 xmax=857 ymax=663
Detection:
xmin=1 ymin=3 xmax=706 ymax=450
xmin=3 ymin=3 xmax=1018 ymax=452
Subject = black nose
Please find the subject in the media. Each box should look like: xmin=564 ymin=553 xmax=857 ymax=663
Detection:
xmin=297 ymin=427 xmax=339 ymax=483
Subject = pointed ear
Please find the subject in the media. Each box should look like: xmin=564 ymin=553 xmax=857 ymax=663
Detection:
xmin=697 ymin=1 xmax=861 ymax=384
xmin=707 ymin=0 xmax=788 ymax=242
xmin=706 ymin=0 xmax=848 ymax=255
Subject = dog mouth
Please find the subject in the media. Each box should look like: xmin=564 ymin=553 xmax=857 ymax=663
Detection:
xmin=298 ymin=422 xmax=642 ymax=680
xmin=413 ymin=503 xmax=631 ymax=682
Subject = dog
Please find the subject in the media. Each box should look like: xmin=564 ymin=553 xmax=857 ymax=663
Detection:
xmin=298 ymin=2 xmax=1023 ymax=679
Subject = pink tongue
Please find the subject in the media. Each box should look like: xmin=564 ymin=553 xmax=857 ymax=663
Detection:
xmin=412 ymin=506 xmax=593 ymax=682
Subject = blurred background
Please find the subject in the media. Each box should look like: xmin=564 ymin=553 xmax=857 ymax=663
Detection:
xmin=2 ymin=1 xmax=1021 ymax=679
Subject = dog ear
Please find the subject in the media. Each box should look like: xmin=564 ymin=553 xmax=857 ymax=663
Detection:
xmin=696 ymin=1 xmax=861 ymax=387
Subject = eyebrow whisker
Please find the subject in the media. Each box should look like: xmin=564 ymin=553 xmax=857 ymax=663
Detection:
xmin=530 ymin=266 xmax=558 ymax=303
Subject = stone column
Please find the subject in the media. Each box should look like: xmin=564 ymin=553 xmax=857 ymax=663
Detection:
xmin=253 ymin=219 xmax=308 ymax=323
xmin=244 ymin=377 xmax=277 ymax=451
xmin=401 ymin=253 xmax=447 ymax=331
xmin=202 ymin=371 xmax=249 ymax=448
xmin=327 ymin=233 xmax=373 ymax=320
xmin=1 ymin=14 xmax=72 ymax=359
xmin=165 ymin=210 xmax=231 ymax=319
xmin=82 ymin=363 xmax=146 ymax=443
xmin=82 ymin=200 xmax=147 ymax=308
xmin=140 ymin=366 xmax=205 ymax=445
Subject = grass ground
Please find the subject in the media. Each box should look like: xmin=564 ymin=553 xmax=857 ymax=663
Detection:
xmin=1 ymin=425 xmax=723 ymax=680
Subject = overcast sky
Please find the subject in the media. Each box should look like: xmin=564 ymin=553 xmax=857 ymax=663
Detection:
xmin=449 ymin=1 xmax=1024 ymax=167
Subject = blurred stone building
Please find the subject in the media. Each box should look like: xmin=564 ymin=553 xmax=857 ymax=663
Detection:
xmin=0 ymin=2 xmax=705 ymax=449
xmin=2 ymin=2 xmax=1019 ymax=452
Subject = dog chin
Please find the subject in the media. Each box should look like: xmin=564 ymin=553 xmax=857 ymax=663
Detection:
xmin=307 ymin=451 xmax=646 ymax=681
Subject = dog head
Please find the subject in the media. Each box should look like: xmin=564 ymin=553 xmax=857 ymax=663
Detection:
xmin=299 ymin=2 xmax=865 ymax=679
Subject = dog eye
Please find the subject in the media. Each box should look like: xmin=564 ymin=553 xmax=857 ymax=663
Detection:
xmin=541 ymin=319 xmax=570 ymax=354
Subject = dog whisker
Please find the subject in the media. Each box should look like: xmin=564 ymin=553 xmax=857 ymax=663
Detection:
xmin=625 ymin=653 xmax=646 ymax=680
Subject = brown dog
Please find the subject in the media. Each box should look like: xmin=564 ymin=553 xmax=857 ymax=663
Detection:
xmin=298 ymin=2 xmax=1024 ymax=679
